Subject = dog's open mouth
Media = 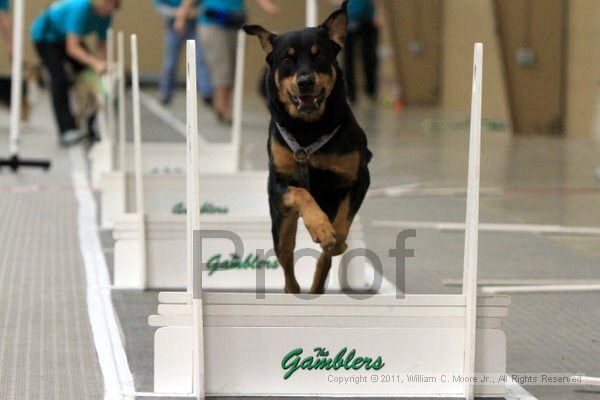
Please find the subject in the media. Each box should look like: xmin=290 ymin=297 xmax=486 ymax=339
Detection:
xmin=289 ymin=89 xmax=326 ymax=114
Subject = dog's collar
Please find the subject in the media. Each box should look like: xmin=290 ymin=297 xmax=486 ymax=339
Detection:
xmin=275 ymin=122 xmax=341 ymax=163
xmin=275 ymin=121 xmax=342 ymax=188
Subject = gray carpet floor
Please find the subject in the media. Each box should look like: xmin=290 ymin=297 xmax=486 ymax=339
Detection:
xmin=0 ymin=110 xmax=105 ymax=399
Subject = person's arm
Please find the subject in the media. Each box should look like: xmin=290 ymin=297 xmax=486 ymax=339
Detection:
xmin=254 ymin=0 xmax=279 ymax=17
xmin=155 ymin=3 xmax=177 ymax=18
xmin=174 ymin=0 xmax=196 ymax=35
xmin=0 ymin=11 xmax=12 ymax=58
xmin=373 ymin=0 xmax=384 ymax=27
xmin=96 ymin=40 xmax=107 ymax=62
xmin=66 ymin=34 xmax=106 ymax=73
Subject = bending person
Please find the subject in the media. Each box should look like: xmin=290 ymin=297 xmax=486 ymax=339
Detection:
xmin=31 ymin=0 xmax=119 ymax=146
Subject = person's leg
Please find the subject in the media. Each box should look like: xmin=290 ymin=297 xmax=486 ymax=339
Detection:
xmin=219 ymin=28 xmax=238 ymax=122
xmin=343 ymin=29 xmax=357 ymax=103
xmin=200 ymin=24 xmax=232 ymax=123
xmin=361 ymin=21 xmax=379 ymax=99
xmin=159 ymin=20 xmax=183 ymax=104
xmin=188 ymin=21 xmax=213 ymax=102
xmin=34 ymin=41 xmax=79 ymax=136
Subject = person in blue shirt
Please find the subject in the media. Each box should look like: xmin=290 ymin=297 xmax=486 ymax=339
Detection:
xmin=343 ymin=0 xmax=381 ymax=103
xmin=0 ymin=0 xmax=11 ymax=58
xmin=31 ymin=0 xmax=119 ymax=146
xmin=155 ymin=0 xmax=213 ymax=106
xmin=176 ymin=0 xmax=278 ymax=123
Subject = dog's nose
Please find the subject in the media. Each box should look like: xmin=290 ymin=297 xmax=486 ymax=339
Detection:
xmin=297 ymin=74 xmax=315 ymax=93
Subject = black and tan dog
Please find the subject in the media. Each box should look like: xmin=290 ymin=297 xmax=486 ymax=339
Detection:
xmin=244 ymin=1 xmax=372 ymax=294
xmin=0 ymin=64 xmax=43 ymax=122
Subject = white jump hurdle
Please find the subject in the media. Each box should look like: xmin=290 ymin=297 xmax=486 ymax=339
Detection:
xmin=148 ymin=43 xmax=510 ymax=399
xmin=99 ymin=30 xmax=249 ymax=229
xmin=111 ymin=37 xmax=372 ymax=292
xmin=99 ymin=30 xmax=250 ymax=228
xmin=89 ymin=31 xmax=246 ymax=190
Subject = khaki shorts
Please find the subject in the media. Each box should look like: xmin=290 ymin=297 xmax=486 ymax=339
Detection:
xmin=200 ymin=24 xmax=238 ymax=87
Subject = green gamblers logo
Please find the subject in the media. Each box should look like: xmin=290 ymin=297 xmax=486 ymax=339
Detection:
xmin=207 ymin=253 xmax=279 ymax=276
xmin=171 ymin=201 xmax=229 ymax=215
xmin=281 ymin=347 xmax=385 ymax=379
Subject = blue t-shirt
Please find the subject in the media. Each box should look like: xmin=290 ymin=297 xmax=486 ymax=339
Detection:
xmin=154 ymin=0 xmax=201 ymax=7
xmin=347 ymin=0 xmax=375 ymax=24
xmin=154 ymin=0 xmax=201 ymax=18
xmin=0 ymin=0 xmax=9 ymax=12
xmin=31 ymin=0 xmax=112 ymax=43
xmin=200 ymin=0 xmax=245 ymax=26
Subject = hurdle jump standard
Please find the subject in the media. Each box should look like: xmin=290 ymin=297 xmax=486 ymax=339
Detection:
xmin=147 ymin=43 xmax=510 ymax=399
xmin=95 ymin=0 xmax=318 ymax=190
xmin=101 ymin=0 xmax=321 ymax=226
xmin=99 ymin=30 xmax=252 ymax=229
xmin=111 ymin=38 xmax=371 ymax=292
xmin=90 ymin=36 xmax=243 ymax=191
xmin=0 ymin=0 xmax=51 ymax=171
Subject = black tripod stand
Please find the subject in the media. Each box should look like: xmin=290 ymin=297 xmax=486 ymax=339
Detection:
xmin=0 ymin=154 xmax=51 ymax=171
xmin=0 ymin=0 xmax=51 ymax=173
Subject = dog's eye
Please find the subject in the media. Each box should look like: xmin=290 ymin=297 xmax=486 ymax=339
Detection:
xmin=317 ymin=53 xmax=327 ymax=62
xmin=282 ymin=57 xmax=293 ymax=66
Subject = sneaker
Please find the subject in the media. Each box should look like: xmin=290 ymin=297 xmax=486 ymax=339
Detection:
xmin=202 ymin=96 xmax=213 ymax=107
xmin=60 ymin=129 xmax=86 ymax=146
xmin=161 ymin=96 xmax=172 ymax=106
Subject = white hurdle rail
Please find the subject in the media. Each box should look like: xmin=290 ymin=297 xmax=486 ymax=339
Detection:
xmin=463 ymin=42 xmax=483 ymax=400
xmin=117 ymin=31 xmax=127 ymax=172
xmin=106 ymin=28 xmax=116 ymax=170
xmin=230 ymin=30 xmax=245 ymax=172
xmin=306 ymin=0 xmax=318 ymax=27
xmin=7 ymin=0 xmax=24 ymax=158
xmin=149 ymin=42 xmax=499 ymax=399
xmin=186 ymin=40 xmax=206 ymax=400
xmin=130 ymin=34 xmax=148 ymax=289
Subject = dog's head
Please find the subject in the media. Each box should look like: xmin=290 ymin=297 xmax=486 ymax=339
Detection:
xmin=244 ymin=1 xmax=348 ymax=122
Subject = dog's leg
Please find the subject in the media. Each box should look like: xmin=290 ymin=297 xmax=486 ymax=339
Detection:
xmin=274 ymin=211 xmax=301 ymax=293
xmin=310 ymin=196 xmax=353 ymax=294
xmin=283 ymin=186 xmax=336 ymax=250
xmin=310 ymin=253 xmax=332 ymax=294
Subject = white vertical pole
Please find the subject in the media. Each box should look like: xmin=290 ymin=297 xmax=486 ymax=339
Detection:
xmin=8 ymin=0 xmax=24 ymax=156
xmin=462 ymin=43 xmax=483 ymax=400
xmin=231 ymin=30 xmax=245 ymax=172
xmin=117 ymin=31 xmax=126 ymax=171
xmin=107 ymin=28 xmax=115 ymax=170
xmin=130 ymin=34 xmax=147 ymax=289
xmin=186 ymin=40 xmax=205 ymax=400
xmin=306 ymin=0 xmax=318 ymax=27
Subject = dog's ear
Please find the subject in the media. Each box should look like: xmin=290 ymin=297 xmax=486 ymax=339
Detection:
xmin=243 ymin=24 xmax=277 ymax=55
xmin=320 ymin=0 xmax=349 ymax=49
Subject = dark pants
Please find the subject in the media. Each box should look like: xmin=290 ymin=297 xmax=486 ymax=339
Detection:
xmin=34 ymin=41 xmax=86 ymax=135
xmin=343 ymin=21 xmax=379 ymax=102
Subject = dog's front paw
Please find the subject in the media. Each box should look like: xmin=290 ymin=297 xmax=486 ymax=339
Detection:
xmin=303 ymin=212 xmax=336 ymax=251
